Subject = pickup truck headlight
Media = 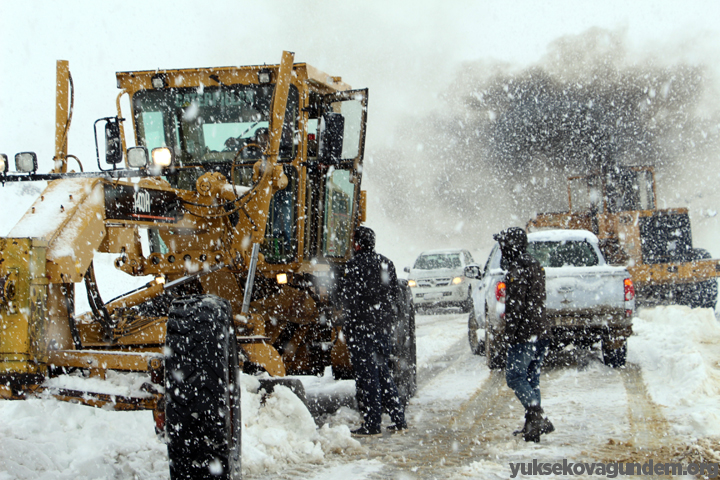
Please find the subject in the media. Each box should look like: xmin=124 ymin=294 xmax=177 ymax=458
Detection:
xmin=452 ymin=276 xmax=463 ymax=285
xmin=408 ymin=279 xmax=417 ymax=288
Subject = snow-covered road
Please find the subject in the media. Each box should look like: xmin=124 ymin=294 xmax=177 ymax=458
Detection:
xmin=2 ymin=306 xmax=720 ymax=479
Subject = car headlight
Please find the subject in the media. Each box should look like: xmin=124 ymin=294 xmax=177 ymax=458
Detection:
xmin=452 ymin=276 xmax=463 ymax=285
xmin=408 ymin=279 xmax=417 ymax=287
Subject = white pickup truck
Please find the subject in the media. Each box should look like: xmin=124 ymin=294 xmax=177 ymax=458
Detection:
xmin=464 ymin=229 xmax=635 ymax=369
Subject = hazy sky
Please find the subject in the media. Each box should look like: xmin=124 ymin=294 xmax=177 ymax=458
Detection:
xmin=2 ymin=1 xmax=719 ymax=167
xmin=2 ymin=1 xmax=720 ymax=265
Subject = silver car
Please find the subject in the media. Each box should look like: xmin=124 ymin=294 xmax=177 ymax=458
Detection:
xmin=404 ymin=249 xmax=477 ymax=313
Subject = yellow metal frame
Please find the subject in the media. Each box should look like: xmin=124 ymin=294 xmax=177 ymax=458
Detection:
xmin=0 ymin=51 xmax=367 ymax=406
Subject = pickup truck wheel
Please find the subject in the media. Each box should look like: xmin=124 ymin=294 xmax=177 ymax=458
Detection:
xmin=462 ymin=289 xmax=474 ymax=313
xmin=602 ymin=342 xmax=627 ymax=368
xmin=485 ymin=326 xmax=505 ymax=370
xmin=468 ymin=309 xmax=483 ymax=355
xmin=390 ymin=281 xmax=417 ymax=406
xmin=165 ymin=295 xmax=241 ymax=480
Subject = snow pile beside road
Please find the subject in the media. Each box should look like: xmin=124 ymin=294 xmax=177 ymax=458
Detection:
xmin=240 ymin=375 xmax=361 ymax=474
xmin=0 ymin=373 xmax=360 ymax=479
xmin=0 ymin=397 xmax=167 ymax=480
xmin=628 ymin=305 xmax=720 ymax=437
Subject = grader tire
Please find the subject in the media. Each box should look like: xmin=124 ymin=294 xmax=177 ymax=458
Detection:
xmin=165 ymin=295 xmax=241 ymax=480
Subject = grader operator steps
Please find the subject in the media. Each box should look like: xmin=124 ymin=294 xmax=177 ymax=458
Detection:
xmin=0 ymin=52 xmax=416 ymax=480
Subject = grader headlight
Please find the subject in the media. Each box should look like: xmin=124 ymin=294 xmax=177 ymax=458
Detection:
xmin=151 ymin=147 xmax=173 ymax=168
xmin=127 ymin=146 xmax=149 ymax=168
xmin=15 ymin=152 xmax=38 ymax=173
xmin=276 ymin=273 xmax=288 ymax=285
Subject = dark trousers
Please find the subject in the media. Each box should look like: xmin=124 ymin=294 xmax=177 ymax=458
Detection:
xmin=347 ymin=335 xmax=405 ymax=430
xmin=505 ymin=340 xmax=549 ymax=410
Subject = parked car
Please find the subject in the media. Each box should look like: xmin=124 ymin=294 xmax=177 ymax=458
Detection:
xmin=404 ymin=249 xmax=477 ymax=313
xmin=464 ymin=229 xmax=634 ymax=369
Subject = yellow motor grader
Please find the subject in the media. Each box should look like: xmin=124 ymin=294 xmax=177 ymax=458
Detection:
xmin=528 ymin=164 xmax=720 ymax=309
xmin=0 ymin=52 xmax=416 ymax=479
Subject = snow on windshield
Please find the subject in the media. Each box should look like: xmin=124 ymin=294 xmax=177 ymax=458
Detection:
xmin=414 ymin=253 xmax=461 ymax=270
xmin=528 ymin=240 xmax=599 ymax=268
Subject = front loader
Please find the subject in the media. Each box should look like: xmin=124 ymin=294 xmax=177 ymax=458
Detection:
xmin=528 ymin=165 xmax=720 ymax=309
xmin=0 ymin=52 xmax=416 ymax=479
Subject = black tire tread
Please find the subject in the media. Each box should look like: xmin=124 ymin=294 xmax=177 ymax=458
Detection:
xmin=392 ymin=282 xmax=417 ymax=406
xmin=165 ymin=295 xmax=241 ymax=480
xmin=602 ymin=342 xmax=627 ymax=368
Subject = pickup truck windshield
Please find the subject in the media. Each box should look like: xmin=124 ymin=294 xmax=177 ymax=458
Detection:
xmin=528 ymin=241 xmax=599 ymax=268
xmin=414 ymin=253 xmax=461 ymax=270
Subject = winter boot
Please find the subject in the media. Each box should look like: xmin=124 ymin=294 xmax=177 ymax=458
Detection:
xmin=386 ymin=421 xmax=408 ymax=434
xmin=522 ymin=406 xmax=554 ymax=443
xmin=351 ymin=425 xmax=382 ymax=437
xmin=513 ymin=411 xmax=531 ymax=437
xmin=539 ymin=413 xmax=554 ymax=435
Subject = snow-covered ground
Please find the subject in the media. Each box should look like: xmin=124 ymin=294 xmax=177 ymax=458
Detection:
xmin=2 ymin=305 xmax=720 ymax=479
xmin=2 ymin=175 xmax=720 ymax=478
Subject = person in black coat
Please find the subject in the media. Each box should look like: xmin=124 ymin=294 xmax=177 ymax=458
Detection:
xmin=495 ymin=227 xmax=554 ymax=443
xmin=337 ymin=226 xmax=407 ymax=436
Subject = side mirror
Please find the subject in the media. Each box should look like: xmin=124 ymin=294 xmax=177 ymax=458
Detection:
xmin=318 ymin=112 xmax=344 ymax=164
xmin=464 ymin=264 xmax=483 ymax=280
xmin=15 ymin=152 xmax=38 ymax=173
xmin=105 ymin=119 xmax=123 ymax=165
xmin=403 ymin=266 xmax=410 ymax=273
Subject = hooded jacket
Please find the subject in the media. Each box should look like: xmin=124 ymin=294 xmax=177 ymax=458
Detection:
xmin=496 ymin=228 xmax=550 ymax=346
xmin=337 ymin=227 xmax=399 ymax=346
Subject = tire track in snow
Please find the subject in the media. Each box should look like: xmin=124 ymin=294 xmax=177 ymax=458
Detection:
xmin=585 ymin=362 xmax=680 ymax=470
xmin=357 ymin=370 xmax=517 ymax=479
xmin=416 ymin=335 xmax=475 ymax=387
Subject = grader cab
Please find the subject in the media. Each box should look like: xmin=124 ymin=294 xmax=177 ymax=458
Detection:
xmin=0 ymin=52 xmax=416 ymax=479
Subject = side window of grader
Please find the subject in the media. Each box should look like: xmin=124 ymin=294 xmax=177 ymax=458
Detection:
xmin=322 ymin=169 xmax=356 ymax=258
xmin=333 ymin=99 xmax=363 ymax=160
xmin=261 ymin=166 xmax=299 ymax=264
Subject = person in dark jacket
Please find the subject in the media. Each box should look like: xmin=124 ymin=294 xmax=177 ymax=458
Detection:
xmin=337 ymin=226 xmax=407 ymax=436
xmin=495 ymin=227 xmax=554 ymax=443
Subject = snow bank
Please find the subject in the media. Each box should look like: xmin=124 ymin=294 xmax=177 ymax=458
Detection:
xmin=0 ymin=397 xmax=166 ymax=480
xmin=240 ymin=375 xmax=361 ymax=475
xmin=0 ymin=373 xmax=360 ymax=479
xmin=629 ymin=305 xmax=720 ymax=437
